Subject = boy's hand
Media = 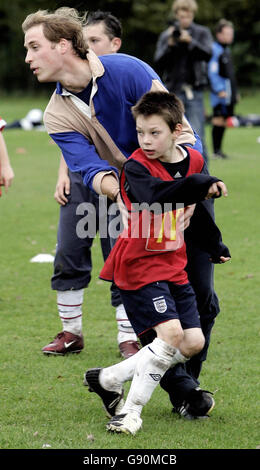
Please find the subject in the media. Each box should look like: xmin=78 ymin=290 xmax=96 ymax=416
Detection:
xmin=0 ymin=163 xmax=14 ymax=192
xmin=210 ymin=255 xmax=231 ymax=264
xmin=205 ymin=181 xmax=228 ymax=199
xmin=219 ymin=256 xmax=231 ymax=263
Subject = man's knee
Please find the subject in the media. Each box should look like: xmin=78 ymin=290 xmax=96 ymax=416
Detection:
xmin=182 ymin=329 xmax=205 ymax=358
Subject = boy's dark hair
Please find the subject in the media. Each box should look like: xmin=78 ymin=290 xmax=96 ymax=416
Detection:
xmin=132 ymin=92 xmax=184 ymax=132
xmin=215 ymin=18 xmax=233 ymax=34
xmin=86 ymin=11 xmax=122 ymax=39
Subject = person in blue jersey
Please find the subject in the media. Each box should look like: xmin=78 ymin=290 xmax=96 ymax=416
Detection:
xmin=208 ymin=19 xmax=238 ymax=159
xmin=23 ymin=7 xmax=220 ymax=420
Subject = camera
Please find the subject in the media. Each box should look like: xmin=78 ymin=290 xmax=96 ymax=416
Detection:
xmin=172 ymin=20 xmax=181 ymax=39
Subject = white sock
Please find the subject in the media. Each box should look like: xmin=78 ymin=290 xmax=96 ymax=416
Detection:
xmin=121 ymin=338 xmax=177 ymax=417
xmin=172 ymin=348 xmax=189 ymax=365
xmin=99 ymin=345 xmax=149 ymax=394
xmin=57 ymin=289 xmax=84 ymax=336
xmin=116 ymin=303 xmax=137 ymax=344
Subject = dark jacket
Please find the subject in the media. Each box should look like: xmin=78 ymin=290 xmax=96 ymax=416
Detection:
xmin=154 ymin=22 xmax=213 ymax=93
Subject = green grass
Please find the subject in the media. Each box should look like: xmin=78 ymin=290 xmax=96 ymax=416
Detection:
xmin=0 ymin=91 xmax=259 ymax=451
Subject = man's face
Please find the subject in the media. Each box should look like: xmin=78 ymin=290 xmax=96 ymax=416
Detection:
xmin=175 ymin=9 xmax=194 ymax=29
xmin=84 ymin=22 xmax=121 ymax=55
xmin=24 ymin=24 xmax=63 ymax=82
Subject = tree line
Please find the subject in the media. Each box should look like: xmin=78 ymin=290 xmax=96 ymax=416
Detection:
xmin=0 ymin=0 xmax=259 ymax=93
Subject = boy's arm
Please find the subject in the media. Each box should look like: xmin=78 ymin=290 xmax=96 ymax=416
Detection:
xmin=123 ymin=160 xmax=225 ymax=207
xmin=185 ymin=202 xmax=231 ymax=263
xmin=183 ymin=160 xmax=230 ymax=262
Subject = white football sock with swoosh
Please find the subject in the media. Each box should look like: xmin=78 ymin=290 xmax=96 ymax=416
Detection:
xmin=57 ymin=289 xmax=84 ymax=336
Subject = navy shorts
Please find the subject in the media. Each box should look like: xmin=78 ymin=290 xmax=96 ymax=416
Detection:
xmin=213 ymin=103 xmax=234 ymax=118
xmin=119 ymin=281 xmax=201 ymax=337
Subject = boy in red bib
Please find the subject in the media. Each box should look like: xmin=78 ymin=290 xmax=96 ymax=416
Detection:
xmin=84 ymin=92 xmax=230 ymax=435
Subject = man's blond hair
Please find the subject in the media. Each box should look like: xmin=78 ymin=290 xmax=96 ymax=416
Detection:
xmin=22 ymin=7 xmax=88 ymax=59
xmin=172 ymin=0 xmax=198 ymax=15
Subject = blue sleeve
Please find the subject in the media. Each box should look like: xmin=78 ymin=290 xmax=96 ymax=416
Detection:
xmin=185 ymin=128 xmax=203 ymax=155
xmin=192 ymin=129 xmax=203 ymax=154
xmin=208 ymin=49 xmax=225 ymax=94
xmin=121 ymin=57 xmax=164 ymax=104
xmin=50 ymin=131 xmax=119 ymax=190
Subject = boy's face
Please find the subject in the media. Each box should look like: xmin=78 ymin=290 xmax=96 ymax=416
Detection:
xmin=136 ymin=114 xmax=176 ymax=163
xmin=24 ymin=24 xmax=64 ymax=83
xmin=84 ymin=22 xmax=121 ymax=55
xmin=217 ymin=26 xmax=234 ymax=45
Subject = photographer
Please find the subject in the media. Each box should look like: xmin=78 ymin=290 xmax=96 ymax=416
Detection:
xmin=154 ymin=0 xmax=213 ymax=163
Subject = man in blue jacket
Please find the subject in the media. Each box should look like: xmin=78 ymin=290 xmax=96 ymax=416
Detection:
xmin=45 ymin=11 xmax=142 ymax=360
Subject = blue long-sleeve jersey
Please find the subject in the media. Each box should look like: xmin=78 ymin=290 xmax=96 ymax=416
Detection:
xmin=44 ymin=52 xmax=202 ymax=191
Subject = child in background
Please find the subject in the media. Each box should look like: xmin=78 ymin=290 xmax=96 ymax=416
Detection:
xmin=0 ymin=117 xmax=14 ymax=196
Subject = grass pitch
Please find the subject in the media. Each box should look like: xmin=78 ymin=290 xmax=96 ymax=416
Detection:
xmin=0 ymin=92 xmax=259 ymax=452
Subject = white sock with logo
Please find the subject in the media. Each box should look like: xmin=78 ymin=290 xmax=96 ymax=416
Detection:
xmin=116 ymin=303 xmax=138 ymax=344
xmin=173 ymin=348 xmax=189 ymax=364
xmin=99 ymin=345 xmax=149 ymax=393
xmin=120 ymin=337 xmax=178 ymax=417
xmin=57 ymin=289 xmax=84 ymax=336
xmin=99 ymin=338 xmax=190 ymax=416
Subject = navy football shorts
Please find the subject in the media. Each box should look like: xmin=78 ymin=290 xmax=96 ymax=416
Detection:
xmin=213 ymin=103 xmax=234 ymax=118
xmin=119 ymin=281 xmax=201 ymax=337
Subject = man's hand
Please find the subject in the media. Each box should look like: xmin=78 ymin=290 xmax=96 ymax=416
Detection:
xmin=179 ymin=30 xmax=192 ymax=43
xmin=183 ymin=204 xmax=196 ymax=229
xmin=167 ymin=26 xmax=175 ymax=46
xmin=177 ymin=204 xmax=196 ymax=232
xmin=116 ymin=192 xmax=129 ymax=229
xmin=54 ymin=173 xmax=71 ymax=205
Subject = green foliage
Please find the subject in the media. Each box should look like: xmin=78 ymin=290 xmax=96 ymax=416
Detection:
xmin=0 ymin=0 xmax=260 ymax=91
xmin=0 ymin=93 xmax=259 ymax=451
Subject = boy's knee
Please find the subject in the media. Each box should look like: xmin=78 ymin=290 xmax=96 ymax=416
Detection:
xmin=164 ymin=324 xmax=184 ymax=347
